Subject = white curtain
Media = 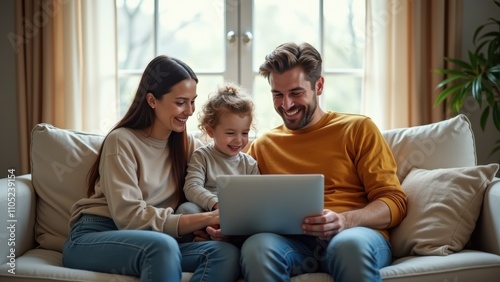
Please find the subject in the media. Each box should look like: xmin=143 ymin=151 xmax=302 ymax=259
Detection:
xmin=362 ymin=0 xmax=462 ymax=130
xmin=60 ymin=0 xmax=118 ymax=134
xmin=362 ymin=0 xmax=409 ymax=130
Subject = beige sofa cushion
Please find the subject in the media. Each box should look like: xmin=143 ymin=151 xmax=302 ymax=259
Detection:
xmin=382 ymin=114 xmax=476 ymax=182
xmin=31 ymin=124 xmax=104 ymax=252
xmin=390 ymin=164 xmax=499 ymax=258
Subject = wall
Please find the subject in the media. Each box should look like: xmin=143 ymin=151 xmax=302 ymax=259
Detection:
xmin=0 ymin=0 xmax=498 ymax=176
xmin=0 ymin=0 xmax=20 ymax=175
xmin=461 ymin=0 xmax=500 ymax=167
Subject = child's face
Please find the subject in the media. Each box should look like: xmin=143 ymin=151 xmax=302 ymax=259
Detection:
xmin=208 ymin=112 xmax=252 ymax=157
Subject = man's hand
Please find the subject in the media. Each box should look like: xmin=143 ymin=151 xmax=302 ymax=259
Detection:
xmin=302 ymin=209 xmax=345 ymax=241
xmin=302 ymin=200 xmax=392 ymax=240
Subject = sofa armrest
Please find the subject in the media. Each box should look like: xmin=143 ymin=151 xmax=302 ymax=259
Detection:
xmin=471 ymin=177 xmax=500 ymax=255
xmin=0 ymin=174 xmax=36 ymax=265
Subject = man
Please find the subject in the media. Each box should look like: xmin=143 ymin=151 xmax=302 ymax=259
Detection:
xmin=240 ymin=42 xmax=407 ymax=282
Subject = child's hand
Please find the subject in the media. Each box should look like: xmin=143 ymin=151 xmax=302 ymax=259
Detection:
xmin=192 ymin=229 xmax=210 ymax=242
xmin=205 ymin=224 xmax=228 ymax=242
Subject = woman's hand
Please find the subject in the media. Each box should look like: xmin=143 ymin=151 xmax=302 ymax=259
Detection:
xmin=178 ymin=209 xmax=219 ymax=237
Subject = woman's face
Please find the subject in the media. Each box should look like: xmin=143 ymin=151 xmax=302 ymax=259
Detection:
xmin=148 ymin=78 xmax=197 ymax=140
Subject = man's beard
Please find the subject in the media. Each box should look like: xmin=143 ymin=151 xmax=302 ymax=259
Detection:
xmin=278 ymin=96 xmax=317 ymax=130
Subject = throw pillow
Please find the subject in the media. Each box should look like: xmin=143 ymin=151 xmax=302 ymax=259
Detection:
xmin=390 ymin=163 xmax=499 ymax=258
xmin=31 ymin=124 xmax=104 ymax=252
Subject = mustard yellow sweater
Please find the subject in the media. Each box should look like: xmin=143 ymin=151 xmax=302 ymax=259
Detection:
xmin=247 ymin=111 xmax=407 ymax=240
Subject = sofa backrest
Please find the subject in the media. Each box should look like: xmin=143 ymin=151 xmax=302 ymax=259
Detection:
xmin=30 ymin=114 xmax=477 ymax=253
xmin=381 ymin=114 xmax=476 ymax=182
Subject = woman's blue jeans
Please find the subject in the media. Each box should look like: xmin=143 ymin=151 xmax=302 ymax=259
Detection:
xmin=240 ymin=227 xmax=392 ymax=282
xmin=62 ymin=214 xmax=240 ymax=282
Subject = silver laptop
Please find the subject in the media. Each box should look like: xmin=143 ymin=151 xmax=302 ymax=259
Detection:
xmin=216 ymin=174 xmax=324 ymax=236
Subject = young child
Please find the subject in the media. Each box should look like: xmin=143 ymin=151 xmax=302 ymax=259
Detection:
xmin=178 ymin=83 xmax=260 ymax=215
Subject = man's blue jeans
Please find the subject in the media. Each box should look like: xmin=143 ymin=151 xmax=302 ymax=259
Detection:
xmin=63 ymin=214 xmax=240 ymax=282
xmin=240 ymin=227 xmax=392 ymax=282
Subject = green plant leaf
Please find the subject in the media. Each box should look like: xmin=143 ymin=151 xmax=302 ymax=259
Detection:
xmin=479 ymin=30 xmax=500 ymax=40
xmin=444 ymin=57 xmax=473 ymax=70
xmin=451 ymin=83 xmax=472 ymax=111
xmin=483 ymin=81 xmax=496 ymax=106
xmin=490 ymin=65 xmax=500 ymax=73
xmin=475 ymin=40 xmax=489 ymax=54
xmin=469 ymin=51 xmax=479 ymax=70
xmin=472 ymin=76 xmax=483 ymax=100
xmin=473 ymin=24 xmax=487 ymax=44
xmin=481 ymin=107 xmax=490 ymax=131
xmin=486 ymin=71 xmax=499 ymax=86
xmin=434 ymin=68 xmax=471 ymax=76
xmin=487 ymin=37 xmax=500 ymax=58
xmin=434 ymin=83 xmax=468 ymax=106
xmin=493 ymin=102 xmax=500 ymax=131
xmin=435 ymin=75 xmax=466 ymax=89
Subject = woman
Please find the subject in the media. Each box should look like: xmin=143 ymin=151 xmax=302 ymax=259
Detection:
xmin=62 ymin=55 xmax=240 ymax=282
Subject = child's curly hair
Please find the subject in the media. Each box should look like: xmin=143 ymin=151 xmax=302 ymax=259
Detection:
xmin=198 ymin=82 xmax=255 ymax=133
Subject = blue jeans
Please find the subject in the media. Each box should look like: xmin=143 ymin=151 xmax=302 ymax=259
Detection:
xmin=240 ymin=227 xmax=392 ymax=282
xmin=177 ymin=202 xmax=206 ymax=214
xmin=63 ymin=214 xmax=240 ymax=282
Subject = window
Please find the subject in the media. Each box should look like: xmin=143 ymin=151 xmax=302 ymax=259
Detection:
xmin=117 ymin=0 xmax=365 ymax=134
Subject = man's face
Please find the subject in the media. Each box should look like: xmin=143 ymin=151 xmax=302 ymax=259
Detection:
xmin=269 ymin=66 xmax=323 ymax=130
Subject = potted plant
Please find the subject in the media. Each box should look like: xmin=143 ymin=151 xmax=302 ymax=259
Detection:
xmin=434 ymin=0 xmax=500 ymax=156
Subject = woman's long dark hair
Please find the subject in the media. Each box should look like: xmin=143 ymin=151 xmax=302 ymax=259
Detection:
xmin=86 ymin=56 xmax=198 ymax=199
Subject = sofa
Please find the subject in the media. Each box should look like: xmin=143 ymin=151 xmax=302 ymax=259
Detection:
xmin=1 ymin=113 xmax=500 ymax=282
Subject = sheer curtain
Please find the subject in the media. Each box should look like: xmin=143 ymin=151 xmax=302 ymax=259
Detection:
xmin=16 ymin=0 xmax=117 ymax=174
xmin=362 ymin=0 xmax=462 ymax=130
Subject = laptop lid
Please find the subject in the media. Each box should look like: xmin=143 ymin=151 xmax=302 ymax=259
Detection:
xmin=216 ymin=174 xmax=324 ymax=236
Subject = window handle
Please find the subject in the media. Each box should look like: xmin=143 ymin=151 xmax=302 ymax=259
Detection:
xmin=227 ymin=31 xmax=236 ymax=43
xmin=242 ymin=31 xmax=253 ymax=44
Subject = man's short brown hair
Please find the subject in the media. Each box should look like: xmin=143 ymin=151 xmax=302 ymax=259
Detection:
xmin=258 ymin=42 xmax=323 ymax=90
